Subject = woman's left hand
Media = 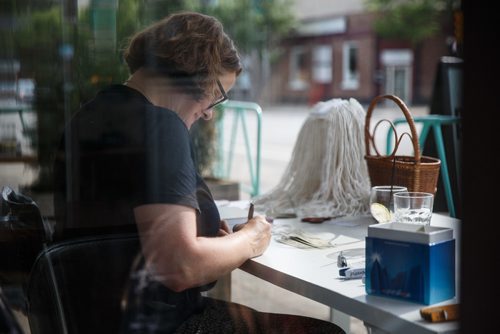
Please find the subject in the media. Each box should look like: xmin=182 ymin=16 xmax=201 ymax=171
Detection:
xmin=218 ymin=219 xmax=230 ymax=236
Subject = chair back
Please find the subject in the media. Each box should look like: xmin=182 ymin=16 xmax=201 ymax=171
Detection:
xmin=0 ymin=186 xmax=52 ymax=285
xmin=0 ymin=287 xmax=24 ymax=334
xmin=26 ymin=233 xmax=140 ymax=334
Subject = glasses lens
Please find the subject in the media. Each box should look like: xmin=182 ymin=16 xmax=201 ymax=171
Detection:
xmin=206 ymin=80 xmax=227 ymax=110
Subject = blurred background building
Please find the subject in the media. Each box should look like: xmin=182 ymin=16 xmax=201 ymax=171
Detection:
xmin=264 ymin=0 xmax=460 ymax=106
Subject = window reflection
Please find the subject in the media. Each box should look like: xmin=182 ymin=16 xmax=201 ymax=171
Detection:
xmin=0 ymin=1 xmax=463 ymax=333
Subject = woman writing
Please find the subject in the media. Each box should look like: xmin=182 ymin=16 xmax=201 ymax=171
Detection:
xmin=55 ymin=11 xmax=343 ymax=333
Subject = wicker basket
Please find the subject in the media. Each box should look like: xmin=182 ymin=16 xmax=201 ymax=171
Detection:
xmin=364 ymin=95 xmax=441 ymax=194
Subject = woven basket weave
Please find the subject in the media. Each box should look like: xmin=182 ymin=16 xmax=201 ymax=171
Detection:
xmin=364 ymin=95 xmax=441 ymax=194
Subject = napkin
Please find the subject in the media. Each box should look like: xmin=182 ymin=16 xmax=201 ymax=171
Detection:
xmin=277 ymin=229 xmax=333 ymax=249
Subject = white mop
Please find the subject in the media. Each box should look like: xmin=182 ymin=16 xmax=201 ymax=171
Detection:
xmin=252 ymin=98 xmax=371 ymax=218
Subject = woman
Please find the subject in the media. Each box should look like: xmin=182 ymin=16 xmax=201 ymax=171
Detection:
xmin=55 ymin=11 xmax=344 ymax=333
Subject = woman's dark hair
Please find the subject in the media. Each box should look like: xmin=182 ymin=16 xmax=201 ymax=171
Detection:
xmin=123 ymin=11 xmax=242 ymax=100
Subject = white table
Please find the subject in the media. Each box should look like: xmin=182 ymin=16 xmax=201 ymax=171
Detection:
xmin=236 ymin=212 xmax=460 ymax=334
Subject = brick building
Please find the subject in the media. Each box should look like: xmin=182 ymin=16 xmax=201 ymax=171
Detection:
xmin=263 ymin=0 xmax=454 ymax=106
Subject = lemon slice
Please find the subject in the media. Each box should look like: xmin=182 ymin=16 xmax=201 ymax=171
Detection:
xmin=370 ymin=203 xmax=392 ymax=223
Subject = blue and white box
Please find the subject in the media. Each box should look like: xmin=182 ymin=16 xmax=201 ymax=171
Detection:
xmin=365 ymin=223 xmax=455 ymax=305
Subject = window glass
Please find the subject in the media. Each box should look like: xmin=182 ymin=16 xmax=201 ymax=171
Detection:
xmin=312 ymin=45 xmax=332 ymax=83
xmin=342 ymin=41 xmax=359 ymax=90
xmin=289 ymin=46 xmax=309 ymax=90
xmin=0 ymin=1 xmax=463 ymax=333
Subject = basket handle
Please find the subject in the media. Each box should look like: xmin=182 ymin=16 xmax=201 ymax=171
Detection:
xmin=364 ymin=94 xmax=421 ymax=162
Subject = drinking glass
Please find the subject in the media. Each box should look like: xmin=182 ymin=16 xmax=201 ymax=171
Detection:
xmin=393 ymin=192 xmax=434 ymax=225
xmin=369 ymin=185 xmax=408 ymax=223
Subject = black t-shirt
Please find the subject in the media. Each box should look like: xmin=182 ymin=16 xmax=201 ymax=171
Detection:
xmin=53 ymin=85 xmax=223 ymax=332
xmin=54 ymin=84 xmax=220 ymax=238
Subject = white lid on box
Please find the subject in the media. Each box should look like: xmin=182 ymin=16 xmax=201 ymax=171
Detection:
xmin=368 ymin=222 xmax=454 ymax=244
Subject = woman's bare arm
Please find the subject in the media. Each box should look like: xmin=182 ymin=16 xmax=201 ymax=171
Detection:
xmin=134 ymin=203 xmax=271 ymax=292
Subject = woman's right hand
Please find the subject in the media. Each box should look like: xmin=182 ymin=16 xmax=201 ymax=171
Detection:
xmin=236 ymin=215 xmax=272 ymax=258
xmin=135 ymin=204 xmax=271 ymax=291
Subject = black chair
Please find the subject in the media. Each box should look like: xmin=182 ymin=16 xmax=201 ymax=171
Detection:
xmin=0 ymin=287 xmax=24 ymax=334
xmin=26 ymin=233 xmax=140 ymax=334
xmin=0 ymin=185 xmax=52 ymax=286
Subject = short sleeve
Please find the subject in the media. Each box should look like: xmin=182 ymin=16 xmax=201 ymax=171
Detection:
xmin=142 ymin=107 xmax=199 ymax=211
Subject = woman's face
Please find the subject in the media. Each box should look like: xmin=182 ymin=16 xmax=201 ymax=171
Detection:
xmin=179 ymin=71 xmax=237 ymax=129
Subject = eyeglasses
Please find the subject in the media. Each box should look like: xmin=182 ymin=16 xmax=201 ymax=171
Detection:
xmin=205 ymin=79 xmax=228 ymax=111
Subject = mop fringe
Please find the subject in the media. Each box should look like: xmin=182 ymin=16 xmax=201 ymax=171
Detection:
xmin=252 ymin=98 xmax=371 ymax=218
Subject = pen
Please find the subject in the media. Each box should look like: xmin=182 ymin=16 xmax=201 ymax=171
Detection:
xmin=233 ymin=202 xmax=254 ymax=232
xmin=247 ymin=202 xmax=254 ymax=221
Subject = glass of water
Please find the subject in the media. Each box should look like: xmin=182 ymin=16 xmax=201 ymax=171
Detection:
xmin=393 ymin=192 xmax=434 ymax=225
xmin=369 ymin=185 xmax=407 ymax=223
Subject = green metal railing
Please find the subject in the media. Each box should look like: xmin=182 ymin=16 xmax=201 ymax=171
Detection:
xmin=214 ymin=100 xmax=262 ymax=197
xmin=386 ymin=115 xmax=461 ymax=217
